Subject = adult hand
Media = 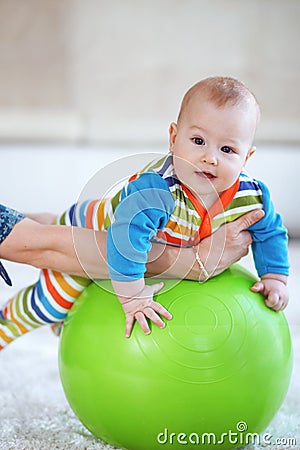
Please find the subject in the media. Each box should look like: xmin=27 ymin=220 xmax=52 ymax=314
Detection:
xmin=198 ymin=208 xmax=265 ymax=279
xmin=147 ymin=209 xmax=265 ymax=281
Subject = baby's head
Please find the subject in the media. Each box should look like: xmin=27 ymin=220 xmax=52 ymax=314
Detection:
xmin=169 ymin=76 xmax=260 ymax=202
xmin=177 ymin=76 xmax=260 ymax=129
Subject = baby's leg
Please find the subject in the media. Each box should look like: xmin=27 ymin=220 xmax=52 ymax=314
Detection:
xmin=0 ymin=200 xmax=101 ymax=350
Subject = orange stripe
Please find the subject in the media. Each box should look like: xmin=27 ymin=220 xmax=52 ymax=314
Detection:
xmin=52 ymin=271 xmax=82 ymax=298
xmin=128 ymin=173 xmax=138 ymax=182
xmin=181 ymin=179 xmax=240 ymax=240
xmin=210 ymin=178 xmax=240 ymax=218
xmin=43 ymin=270 xmax=74 ymax=309
xmin=166 ymin=219 xmax=191 ymax=237
xmin=86 ymin=199 xmax=99 ymax=229
xmin=0 ymin=328 xmax=13 ymax=344
xmin=182 ymin=184 xmax=207 ymax=218
xmin=97 ymin=200 xmax=106 ymax=229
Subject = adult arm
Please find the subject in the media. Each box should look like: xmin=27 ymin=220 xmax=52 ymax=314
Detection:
xmin=0 ymin=210 xmax=264 ymax=280
xmin=0 ymin=218 xmax=109 ymax=278
xmin=97 ymin=207 xmax=262 ymax=281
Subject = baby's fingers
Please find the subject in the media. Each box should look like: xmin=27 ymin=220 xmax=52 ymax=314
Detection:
xmin=125 ymin=314 xmax=135 ymax=338
xmin=135 ymin=311 xmax=151 ymax=336
xmin=265 ymin=292 xmax=281 ymax=310
xmin=150 ymin=281 xmax=165 ymax=295
xmin=251 ymin=281 xmax=265 ymax=293
xmin=143 ymin=307 xmax=166 ymax=330
xmin=133 ymin=303 xmax=172 ymax=337
xmin=125 ymin=312 xmax=151 ymax=338
xmin=151 ymin=300 xmax=172 ymax=321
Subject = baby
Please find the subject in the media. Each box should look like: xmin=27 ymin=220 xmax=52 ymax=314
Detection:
xmin=0 ymin=76 xmax=289 ymax=347
xmin=107 ymin=76 xmax=289 ymax=336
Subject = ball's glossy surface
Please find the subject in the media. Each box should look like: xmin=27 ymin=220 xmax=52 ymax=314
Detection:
xmin=59 ymin=265 xmax=292 ymax=450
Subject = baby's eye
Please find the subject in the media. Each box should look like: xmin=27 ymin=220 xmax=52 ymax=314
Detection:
xmin=192 ymin=137 xmax=205 ymax=145
xmin=221 ymin=146 xmax=234 ymax=154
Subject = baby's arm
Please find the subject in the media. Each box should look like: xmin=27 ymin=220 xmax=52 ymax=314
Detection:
xmin=251 ymin=273 xmax=288 ymax=311
xmin=112 ymin=278 xmax=172 ymax=337
xmin=249 ymin=180 xmax=289 ymax=311
xmin=107 ymin=172 xmax=175 ymax=337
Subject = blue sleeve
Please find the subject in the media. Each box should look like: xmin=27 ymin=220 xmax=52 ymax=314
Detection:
xmin=0 ymin=204 xmax=25 ymax=286
xmin=0 ymin=204 xmax=25 ymax=244
xmin=107 ymin=172 xmax=175 ymax=281
xmin=248 ymin=180 xmax=289 ymax=277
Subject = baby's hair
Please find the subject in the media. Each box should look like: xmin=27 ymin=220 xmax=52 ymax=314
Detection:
xmin=177 ymin=76 xmax=260 ymax=124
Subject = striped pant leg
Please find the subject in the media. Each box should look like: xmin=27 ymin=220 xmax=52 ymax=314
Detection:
xmin=0 ymin=200 xmax=101 ymax=350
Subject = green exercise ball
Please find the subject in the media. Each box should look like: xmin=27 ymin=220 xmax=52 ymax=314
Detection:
xmin=59 ymin=265 xmax=293 ymax=450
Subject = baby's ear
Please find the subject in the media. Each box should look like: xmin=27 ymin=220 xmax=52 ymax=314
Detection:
xmin=169 ymin=122 xmax=177 ymax=152
xmin=245 ymin=146 xmax=256 ymax=162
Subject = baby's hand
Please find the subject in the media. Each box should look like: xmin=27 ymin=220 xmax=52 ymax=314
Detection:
xmin=251 ymin=276 xmax=289 ymax=311
xmin=118 ymin=282 xmax=172 ymax=338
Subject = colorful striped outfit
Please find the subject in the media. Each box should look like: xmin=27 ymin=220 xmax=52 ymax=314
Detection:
xmin=0 ymin=154 xmax=289 ymax=350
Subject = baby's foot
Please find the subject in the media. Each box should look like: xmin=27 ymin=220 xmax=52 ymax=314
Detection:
xmin=51 ymin=321 xmax=64 ymax=337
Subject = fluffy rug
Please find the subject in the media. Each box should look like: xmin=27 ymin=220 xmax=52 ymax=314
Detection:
xmin=0 ymin=243 xmax=299 ymax=450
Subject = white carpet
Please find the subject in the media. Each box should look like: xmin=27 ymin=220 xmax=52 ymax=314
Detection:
xmin=0 ymin=243 xmax=299 ymax=450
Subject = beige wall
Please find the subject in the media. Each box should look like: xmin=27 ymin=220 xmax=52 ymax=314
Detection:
xmin=0 ymin=0 xmax=299 ymax=144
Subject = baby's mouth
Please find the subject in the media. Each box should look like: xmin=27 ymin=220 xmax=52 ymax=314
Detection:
xmin=196 ymin=171 xmax=217 ymax=180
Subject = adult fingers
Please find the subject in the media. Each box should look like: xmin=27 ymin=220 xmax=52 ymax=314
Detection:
xmin=231 ymin=209 xmax=265 ymax=236
xmin=239 ymin=231 xmax=252 ymax=247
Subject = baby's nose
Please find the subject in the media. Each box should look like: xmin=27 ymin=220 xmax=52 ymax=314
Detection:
xmin=200 ymin=148 xmax=218 ymax=165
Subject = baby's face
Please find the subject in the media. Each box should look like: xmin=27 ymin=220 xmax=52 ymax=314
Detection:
xmin=169 ymin=96 xmax=257 ymax=204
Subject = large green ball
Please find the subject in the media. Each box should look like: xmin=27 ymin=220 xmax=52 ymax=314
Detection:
xmin=59 ymin=265 xmax=292 ymax=450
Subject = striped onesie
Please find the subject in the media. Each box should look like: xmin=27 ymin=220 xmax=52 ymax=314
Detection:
xmin=0 ymin=154 xmax=289 ymax=349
